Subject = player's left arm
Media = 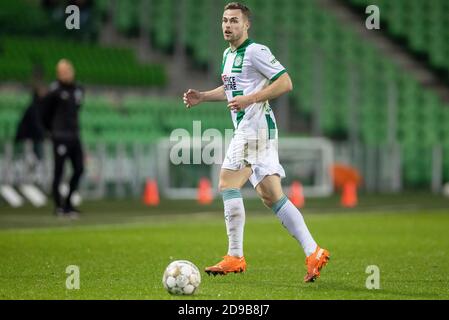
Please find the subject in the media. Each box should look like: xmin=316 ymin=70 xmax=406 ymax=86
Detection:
xmin=228 ymin=73 xmax=292 ymax=111
xmin=228 ymin=45 xmax=293 ymax=111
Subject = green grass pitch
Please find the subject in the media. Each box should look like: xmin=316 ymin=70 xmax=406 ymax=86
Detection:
xmin=0 ymin=195 xmax=448 ymax=300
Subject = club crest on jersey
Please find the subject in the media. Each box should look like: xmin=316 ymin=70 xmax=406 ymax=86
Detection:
xmin=234 ymin=55 xmax=243 ymax=67
xmin=232 ymin=52 xmax=244 ymax=73
xmin=60 ymin=91 xmax=69 ymax=100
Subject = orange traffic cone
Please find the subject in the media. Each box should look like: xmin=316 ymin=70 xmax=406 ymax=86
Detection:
xmin=143 ymin=179 xmax=160 ymax=206
xmin=197 ymin=177 xmax=213 ymax=205
xmin=289 ymin=181 xmax=305 ymax=208
xmin=341 ymin=181 xmax=357 ymax=208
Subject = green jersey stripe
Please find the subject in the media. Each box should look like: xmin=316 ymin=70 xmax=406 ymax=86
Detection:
xmin=232 ymin=90 xmax=245 ymax=128
xmin=265 ymin=114 xmax=276 ymax=139
xmin=270 ymin=69 xmax=287 ymax=82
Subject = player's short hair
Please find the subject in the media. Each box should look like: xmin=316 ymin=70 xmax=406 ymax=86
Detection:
xmin=224 ymin=2 xmax=251 ymax=21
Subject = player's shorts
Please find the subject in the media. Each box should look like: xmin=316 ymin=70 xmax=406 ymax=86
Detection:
xmin=221 ymin=116 xmax=286 ymax=188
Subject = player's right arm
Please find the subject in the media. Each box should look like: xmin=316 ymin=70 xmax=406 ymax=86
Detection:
xmin=183 ymin=86 xmax=226 ymax=109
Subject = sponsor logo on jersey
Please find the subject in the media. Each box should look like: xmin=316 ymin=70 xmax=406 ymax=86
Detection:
xmin=222 ymin=75 xmax=237 ymax=91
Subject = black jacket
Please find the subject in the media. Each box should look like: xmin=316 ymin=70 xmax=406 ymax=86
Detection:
xmin=15 ymin=92 xmax=45 ymax=143
xmin=41 ymin=81 xmax=84 ymax=140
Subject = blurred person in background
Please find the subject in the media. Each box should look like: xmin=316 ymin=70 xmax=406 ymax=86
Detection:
xmin=15 ymin=65 xmax=47 ymax=161
xmin=41 ymin=59 xmax=84 ymax=218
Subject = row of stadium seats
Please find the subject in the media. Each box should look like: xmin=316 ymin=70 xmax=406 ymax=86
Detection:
xmin=0 ymin=0 xmax=166 ymax=86
xmin=0 ymin=93 xmax=232 ymax=145
xmin=0 ymin=1 xmax=52 ymax=36
xmin=2 ymin=0 xmax=447 ymax=83
xmin=348 ymin=0 xmax=449 ymax=77
xmin=0 ymin=37 xmax=166 ymax=87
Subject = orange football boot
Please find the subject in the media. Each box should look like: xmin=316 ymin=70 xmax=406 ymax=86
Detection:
xmin=205 ymin=255 xmax=247 ymax=276
xmin=304 ymin=246 xmax=330 ymax=283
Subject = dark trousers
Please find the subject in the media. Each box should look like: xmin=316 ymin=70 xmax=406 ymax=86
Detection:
xmin=52 ymin=138 xmax=84 ymax=208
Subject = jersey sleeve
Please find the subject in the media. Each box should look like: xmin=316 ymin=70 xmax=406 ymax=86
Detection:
xmin=250 ymin=45 xmax=286 ymax=81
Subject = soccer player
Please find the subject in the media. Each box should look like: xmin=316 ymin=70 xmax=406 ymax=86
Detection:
xmin=183 ymin=2 xmax=330 ymax=282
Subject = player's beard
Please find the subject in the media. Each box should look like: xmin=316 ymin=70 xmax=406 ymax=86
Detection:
xmin=225 ymin=31 xmax=243 ymax=45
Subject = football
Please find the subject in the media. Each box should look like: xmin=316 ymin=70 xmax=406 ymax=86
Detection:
xmin=162 ymin=260 xmax=201 ymax=295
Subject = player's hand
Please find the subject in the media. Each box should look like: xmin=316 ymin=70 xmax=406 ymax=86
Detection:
xmin=227 ymin=95 xmax=254 ymax=112
xmin=183 ymin=89 xmax=203 ymax=109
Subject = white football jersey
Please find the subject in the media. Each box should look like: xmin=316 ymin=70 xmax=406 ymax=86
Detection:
xmin=220 ymin=38 xmax=287 ymax=187
xmin=221 ymin=38 xmax=286 ymax=133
